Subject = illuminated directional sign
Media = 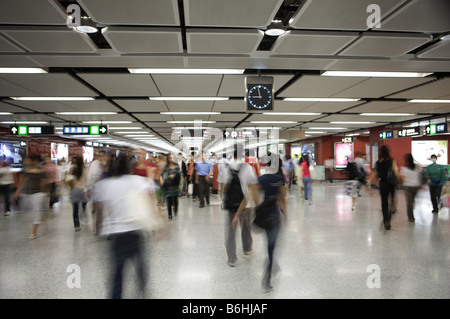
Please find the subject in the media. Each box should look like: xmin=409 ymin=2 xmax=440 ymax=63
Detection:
xmin=9 ymin=125 xmax=55 ymax=135
xmin=379 ymin=131 xmax=393 ymax=139
xmin=424 ymin=123 xmax=447 ymax=135
xmin=63 ymin=125 xmax=108 ymax=135
xmin=398 ymin=126 xmax=420 ymax=137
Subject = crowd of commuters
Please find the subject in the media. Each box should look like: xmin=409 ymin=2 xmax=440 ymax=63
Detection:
xmin=0 ymin=144 xmax=448 ymax=297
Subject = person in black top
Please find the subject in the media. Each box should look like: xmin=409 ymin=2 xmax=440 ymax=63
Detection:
xmin=369 ymin=145 xmax=400 ymax=230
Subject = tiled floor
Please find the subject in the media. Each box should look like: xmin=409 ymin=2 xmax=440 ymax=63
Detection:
xmin=1 ymin=181 xmax=449 ymax=299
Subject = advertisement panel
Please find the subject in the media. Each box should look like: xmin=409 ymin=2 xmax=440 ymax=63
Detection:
xmin=335 ymin=142 xmax=354 ymax=169
xmin=411 ymin=140 xmax=448 ymax=166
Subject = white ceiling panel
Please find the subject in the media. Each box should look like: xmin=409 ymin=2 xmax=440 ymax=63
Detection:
xmin=390 ymin=102 xmax=450 ymax=114
xmin=0 ymin=102 xmax=29 ymax=113
xmin=334 ymin=77 xmax=435 ymax=98
xmin=297 ymin=101 xmax=363 ymax=113
xmin=249 ymin=114 xmax=321 ymax=122
xmin=164 ymin=101 xmax=215 ymax=112
xmin=102 ymin=27 xmax=183 ymax=54
xmin=0 ymin=35 xmax=25 ymax=53
xmin=211 ymin=100 xmax=245 ymax=112
xmin=417 ymin=40 xmax=450 ymax=59
xmin=0 ymin=73 xmax=97 ymax=97
xmin=379 ymin=0 xmax=450 ymax=33
xmin=321 ymin=113 xmax=423 ymax=123
xmin=217 ymin=74 xmax=292 ymax=96
xmin=340 ymin=101 xmax=411 ymax=113
xmin=184 ymin=0 xmax=283 ymax=28
xmin=78 ymin=0 xmax=180 ymax=25
xmin=0 ymin=27 xmax=98 ymax=53
xmin=209 ymin=114 xmax=247 ymax=122
xmin=0 ymin=113 xmax=59 ymax=122
xmin=388 ymin=77 xmax=450 ymax=99
xmin=272 ymin=31 xmax=358 ymax=56
xmin=187 ymin=29 xmax=263 ymax=54
xmin=0 ymin=0 xmax=67 ymax=25
xmin=32 ymin=55 xmax=186 ymax=68
xmin=289 ymin=0 xmax=407 ymax=31
xmin=79 ymin=74 xmax=160 ymax=97
xmin=113 ymin=99 xmax=169 ymax=112
xmin=54 ymin=114 xmax=135 ymax=122
xmin=326 ymin=58 xmax=450 ymax=73
xmin=0 ymin=55 xmax=41 ymax=67
xmin=132 ymin=114 xmax=174 ymax=122
xmin=339 ymin=32 xmax=432 ymax=57
xmin=7 ymin=100 xmax=120 ymax=113
xmin=280 ymin=75 xmax=368 ymax=98
xmin=151 ymin=75 xmax=223 ymax=97
xmin=270 ymin=101 xmax=316 ymax=112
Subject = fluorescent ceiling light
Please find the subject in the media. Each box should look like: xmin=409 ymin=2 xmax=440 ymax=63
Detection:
xmin=360 ymin=113 xmax=415 ymax=116
xmin=168 ymin=121 xmax=216 ymax=124
xmin=150 ymin=97 xmax=228 ymax=101
xmin=124 ymin=135 xmax=155 ymax=137
xmin=0 ymin=68 xmax=48 ymax=74
xmin=107 ymin=127 xmax=142 ymax=130
xmin=10 ymin=97 xmax=95 ymax=101
xmin=0 ymin=112 xmax=13 ymax=115
xmin=250 ymin=121 xmax=297 ymax=124
xmin=263 ymin=112 xmax=321 ymax=116
xmin=115 ymin=131 xmax=147 ymax=134
xmin=161 ymin=112 xmax=221 ymax=115
xmin=322 ymin=71 xmax=433 ymax=78
xmin=308 ymin=127 xmax=346 ymax=130
xmin=409 ymin=99 xmax=450 ymax=103
xmin=283 ymin=98 xmax=360 ymax=102
xmin=330 ymin=121 xmax=375 ymax=124
xmin=305 ymin=131 xmax=326 ymax=134
xmin=171 ymin=127 xmax=209 ymax=130
xmin=55 ymin=112 xmax=117 ymax=115
xmin=83 ymin=121 xmax=132 ymax=124
xmin=1 ymin=121 xmax=48 ymax=124
xmin=129 ymin=68 xmax=244 ymax=74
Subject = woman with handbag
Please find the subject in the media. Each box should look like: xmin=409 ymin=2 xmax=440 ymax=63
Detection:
xmin=160 ymin=154 xmax=181 ymax=220
xmin=369 ymin=145 xmax=400 ymax=230
xmin=235 ymin=155 xmax=287 ymax=292
xmin=66 ymin=156 xmax=88 ymax=232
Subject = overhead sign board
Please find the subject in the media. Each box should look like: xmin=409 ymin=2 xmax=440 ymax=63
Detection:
xmin=398 ymin=126 xmax=421 ymax=137
xmin=63 ymin=125 xmax=108 ymax=135
xmin=424 ymin=123 xmax=447 ymax=135
xmin=10 ymin=125 xmax=55 ymax=136
xmin=379 ymin=131 xmax=394 ymax=140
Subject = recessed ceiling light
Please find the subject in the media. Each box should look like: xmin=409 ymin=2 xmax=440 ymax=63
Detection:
xmin=1 ymin=121 xmax=48 ymax=124
xmin=322 ymin=71 xmax=433 ymax=78
xmin=0 ymin=68 xmax=48 ymax=74
xmin=263 ymin=112 xmax=322 ymax=115
xmin=330 ymin=121 xmax=375 ymax=124
xmin=308 ymin=127 xmax=346 ymax=130
xmin=409 ymin=99 xmax=450 ymax=103
xmin=168 ymin=121 xmax=216 ymax=124
xmin=283 ymin=98 xmax=360 ymax=102
xmin=0 ymin=112 xmax=13 ymax=115
xmin=250 ymin=121 xmax=297 ymax=124
xmin=360 ymin=113 xmax=415 ymax=116
xmin=264 ymin=20 xmax=286 ymax=36
xmin=151 ymin=97 xmax=228 ymax=101
xmin=107 ymin=127 xmax=142 ymax=130
xmin=161 ymin=112 xmax=221 ymax=115
xmin=10 ymin=97 xmax=95 ymax=101
xmin=82 ymin=121 xmax=132 ymax=124
xmin=129 ymin=68 xmax=244 ymax=74
xmin=55 ymin=112 xmax=117 ymax=115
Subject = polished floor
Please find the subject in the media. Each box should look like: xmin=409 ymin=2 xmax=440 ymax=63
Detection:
xmin=0 ymin=181 xmax=449 ymax=299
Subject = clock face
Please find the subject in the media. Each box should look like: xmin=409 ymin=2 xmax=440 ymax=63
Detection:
xmin=247 ymin=85 xmax=273 ymax=110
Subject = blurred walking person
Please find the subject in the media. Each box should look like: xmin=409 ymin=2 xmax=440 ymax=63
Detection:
xmin=43 ymin=155 xmax=58 ymax=209
xmin=97 ymin=154 xmax=156 ymax=299
xmin=87 ymin=150 xmax=108 ymax=235
xmin=299 ymin=154 xmax=313 ymax=205
xmin=425 ymin=154 xmax=447 ymax=214
xmin=225 ymin=148 xmax=258 ymax=267
xmin=399 ymin=153 xmax=422 ymax=222
xmin=0 ymin=155 xmax=13 ymax=216
xmin=370 ymin=145 xmax=400 ymax=230
xmin=241 ymin=156 xmax=287 ymax=292
xmin=160 ymin=153 xmax=181 ymax=220
xmin=14 ymin=155 xmax=47 ymax=239
xmin=195 ymin=152 xmax=213 ymax=208
xmin=66 ymin=156 xmax=88 ymax=231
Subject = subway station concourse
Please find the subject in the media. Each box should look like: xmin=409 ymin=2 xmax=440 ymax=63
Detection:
xmin=0 ymin=0 xmax=450 ymax=302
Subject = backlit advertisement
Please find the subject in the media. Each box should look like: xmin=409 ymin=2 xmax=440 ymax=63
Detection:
xmin=411 ymin=140 xmax=448 ymax=166
xmin=335 ymin=142 xmax=354 ymax=169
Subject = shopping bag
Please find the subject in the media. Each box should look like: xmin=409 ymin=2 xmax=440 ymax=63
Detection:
xmin=124 ymin=190 xmax=165 ymax=232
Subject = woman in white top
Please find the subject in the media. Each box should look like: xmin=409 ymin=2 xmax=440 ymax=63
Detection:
xmin=399 ymin=153 xmax=422 ymax=222
xmin=67 ymin=156 xmax=88 ymax=231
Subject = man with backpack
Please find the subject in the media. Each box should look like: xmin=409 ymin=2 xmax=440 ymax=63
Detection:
xmin=223 ymin=147 xmax=258 ymax=267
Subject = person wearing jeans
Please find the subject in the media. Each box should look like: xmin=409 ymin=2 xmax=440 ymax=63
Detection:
xmin=67 ymin=156 xmax=87 ymax=231
xmin=425 ymin=154 xmax=447 ymax=213
xmin=0 ymin=155 xmax=13 ymax=216
xmin=400 ymin=154 xmax=422 ymax=222
xmin=299 ymin=154 xmax=313 ymax=205
xmin=195 ymin=153 xmax=213 ymax=208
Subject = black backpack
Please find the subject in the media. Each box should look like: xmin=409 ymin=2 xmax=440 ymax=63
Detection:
xmin=224 ymin=165 xmax=244 ymax=212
